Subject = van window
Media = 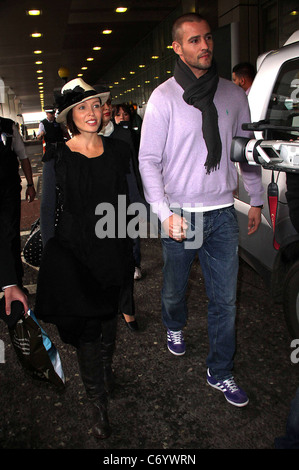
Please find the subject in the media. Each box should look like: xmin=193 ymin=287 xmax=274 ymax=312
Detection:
xmin=265 ymin=58 xmax=299 ymax=140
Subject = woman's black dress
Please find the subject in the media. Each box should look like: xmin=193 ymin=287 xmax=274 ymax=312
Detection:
xmin=35 ymin=138 xmax=134 ymax=346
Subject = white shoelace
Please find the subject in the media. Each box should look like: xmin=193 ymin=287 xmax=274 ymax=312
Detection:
xmin=220 ymin=377 xmax=239 ymax=393
xmin=168 ymin=330 xmax=183 ymax=344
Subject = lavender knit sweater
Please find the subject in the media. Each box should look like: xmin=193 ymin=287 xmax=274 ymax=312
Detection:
xmin=139 ymin=76 xmax=264 ymax=222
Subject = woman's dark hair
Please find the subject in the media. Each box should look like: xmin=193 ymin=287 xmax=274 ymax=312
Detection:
xmin=66 ymin=108 xmax=80 ymax=135
xmin=112 ymin=103 xmax=131 ymax=120
xmin=66 ymin=97 xmax=104 ymax=135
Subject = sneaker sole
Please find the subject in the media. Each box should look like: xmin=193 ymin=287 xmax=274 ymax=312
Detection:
xmin=167 ymin=344 xmax=186 ymax=356
xmin=207 ymin=379 xmax=249 ymax=407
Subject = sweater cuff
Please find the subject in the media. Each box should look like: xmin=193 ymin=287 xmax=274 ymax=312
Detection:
xmin=151 ymin=201 xmax=173 ymax=223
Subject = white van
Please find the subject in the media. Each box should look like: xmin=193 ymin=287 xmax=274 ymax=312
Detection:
xmin=231 ymin=31 xmax=299 ymax=338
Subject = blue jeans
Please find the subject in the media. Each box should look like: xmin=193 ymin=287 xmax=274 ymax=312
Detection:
xmin=161 ymin=206 xmax=239 ymax=380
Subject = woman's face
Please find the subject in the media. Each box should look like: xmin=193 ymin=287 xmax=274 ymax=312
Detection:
xmin=101 ymin=99 xmax=112 ymax=126
xmin=72 ymin=97 xmax=102 ymax=133
xmin=114 ymin=106 xmax=130 ymax=124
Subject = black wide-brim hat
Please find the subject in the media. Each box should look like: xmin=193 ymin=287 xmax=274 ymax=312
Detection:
xmin=56 ymin=78 xmax=110 ymax=123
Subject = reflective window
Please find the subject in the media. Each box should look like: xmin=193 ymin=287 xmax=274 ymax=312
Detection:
xmin=266 ymin=58 xmax=299 ymax=139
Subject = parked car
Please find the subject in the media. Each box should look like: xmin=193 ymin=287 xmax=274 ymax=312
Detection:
xmin=232 ymin=31 xmax=299 ymax=338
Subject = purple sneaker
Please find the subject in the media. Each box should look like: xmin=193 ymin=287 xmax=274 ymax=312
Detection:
xmin=167 ymin=329 xmax=185 ymax=356
xmin=207 ymin=368 xmax=249 ymax=407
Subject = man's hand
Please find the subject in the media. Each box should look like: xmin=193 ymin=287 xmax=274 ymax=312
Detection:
xmin=248 ymin=206 xmax=262 ymax=235
xmin=4 ymin=286 xmax=28 ymax=316
xmin=162 ymin=213 xmax=188 ymax=241
xmin=25 ymin=185 xmax=36 ymax=202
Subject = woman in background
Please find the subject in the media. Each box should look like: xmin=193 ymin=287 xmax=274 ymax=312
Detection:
xmin=101 ymin=94 xmax=146 ymax=331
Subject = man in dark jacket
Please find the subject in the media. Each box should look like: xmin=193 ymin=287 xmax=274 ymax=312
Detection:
xmin=37 ymin=105 xmax=67 ymax=151
xmin=0 ymin=116 xmax=35 ymax=312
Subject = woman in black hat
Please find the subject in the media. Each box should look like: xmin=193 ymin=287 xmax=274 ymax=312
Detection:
xmin=35 ymin=78 xmax=134 ymax=439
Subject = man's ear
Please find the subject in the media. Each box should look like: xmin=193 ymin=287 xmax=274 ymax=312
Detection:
xmin=172 ymin=41 xmax=182 ymax=56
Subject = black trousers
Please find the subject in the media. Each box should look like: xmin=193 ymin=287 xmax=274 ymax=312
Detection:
xmin=0 ymin=180 xmax=23 ymax=287
xmin=119 ymin=276 xmax=135 ymax=316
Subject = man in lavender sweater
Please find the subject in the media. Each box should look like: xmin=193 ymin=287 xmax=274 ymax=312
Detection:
xmin=138 ymin=13 xmax=264 ymax=407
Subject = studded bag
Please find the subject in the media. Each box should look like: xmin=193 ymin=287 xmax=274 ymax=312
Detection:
xmin=23 ymin=218 xmax=43 ymax=267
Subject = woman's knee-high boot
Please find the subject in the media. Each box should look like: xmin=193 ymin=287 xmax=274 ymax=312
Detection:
xmin=76 ymin=338 xmax=111 ymax=439
xmin=100 ymin=315 xmax=118 ymax=394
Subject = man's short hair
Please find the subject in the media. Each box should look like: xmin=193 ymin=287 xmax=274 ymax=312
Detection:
xmin=232 ymin=62 xmax=256 ymax=81
xmin=172 ymin=13 xmax=206 ymax=43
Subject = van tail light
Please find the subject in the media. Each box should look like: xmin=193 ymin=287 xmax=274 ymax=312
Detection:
xmin=267 ymin=172 xmax=280 ymax=250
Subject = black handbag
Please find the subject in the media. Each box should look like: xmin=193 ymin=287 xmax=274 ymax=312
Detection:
xmin=23 ymin=144 xmax=65 ymax=268
xmin=23 ymin=218 xmax=43 ymax=267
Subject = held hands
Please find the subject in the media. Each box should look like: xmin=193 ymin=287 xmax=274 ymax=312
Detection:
xmin=248 ymin=206 xmax=262 ymax=235
xmin=162 ymin=213 xmax=188 ymax=241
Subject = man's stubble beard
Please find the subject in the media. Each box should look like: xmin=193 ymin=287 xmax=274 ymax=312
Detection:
xmin=191 ymin=53 xmax=212 ymax=71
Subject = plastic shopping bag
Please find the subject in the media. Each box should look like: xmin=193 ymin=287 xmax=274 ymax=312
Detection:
xmin=7 ymin=304 xmax=65 ymax=388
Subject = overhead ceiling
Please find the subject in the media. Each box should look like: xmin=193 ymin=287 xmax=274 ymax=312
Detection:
xmin=0 ymin=0 xmax=181 ymax=113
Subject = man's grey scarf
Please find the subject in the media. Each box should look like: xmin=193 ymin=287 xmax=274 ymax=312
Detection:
xmin=174 ymin=57 xmax=222 ymax=174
